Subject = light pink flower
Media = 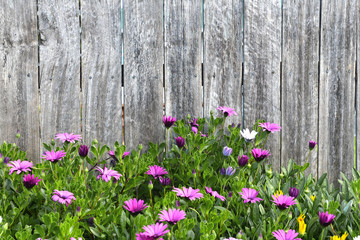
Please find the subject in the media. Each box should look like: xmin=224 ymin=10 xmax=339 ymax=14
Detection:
xmin=204 ymin=186 xmax=226 ymax=201
xmin=173 ymin=186 xmax=203 ymax=201
xmin=272 ymin=229 xmax=301 ymax=240
xmin=259 ymin=122 xmax=281 ymax=133
xmin=55 ymin=133 xmax=82 ymax=143
xmin=41 ymin=150 xmax=66 ymax=163
xmin=217 ymin=106 xmax=238 ymax=117
xmin=137 ymin=222 xmax=170 ymax=238
xmin=123 ymin=198 xmax=148 ymax=213
xmin=95 ymin=166 xmax=122 ymax=182
xmin=7 ymin=160 xmax=33 ymax=175
xmin=239 ymin=188 xmax=263 ymax=203
xmin=52 ymin=190 xmax=76 ymax=206
xmin=159 ymin=208 xmax=186 ymax=224
xmin=145 ymin=165 xmax=168 ymax=179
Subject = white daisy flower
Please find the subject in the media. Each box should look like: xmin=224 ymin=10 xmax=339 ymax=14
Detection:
xmin=353 ymin=236 xmax=360 ymax=240
xmin=240 ymin=128 xmax=258 ymax=142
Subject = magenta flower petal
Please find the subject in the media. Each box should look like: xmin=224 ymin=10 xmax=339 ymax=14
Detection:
xmin=173 ymin=186 xmax=203 ymax=201
xmin=123 ymin=198 xmax=148 ymax=213
xmin=41 ymin=150 xmax=66 ymax=163
xmin=272 ymin=229 xmax=301 ymax=240
xmin=163 ymin=116 xmax=176 ymax=128
xmin=217 ymin=106 xmax=238 ymax=117
xmin=7 ymin=160 xmax=33 ymax=175
xmin=259 ymin=122 xmax=281 ymax=133
xmin=140 ymin=222 xmax=170 ymax=238
xmin=204 ymin=186 xmax=226 ymax=201
xmin=23 ymin=174 xmax=41 ymax=189
xmin=271 ymin=194 xmax=296 ymax=210
xmin=159 ymin=208 xmax=186 ymax=224
xmin=95 ymin=166 xmax=122 ymax=182
xmin=52 ymin=190 xmax=76 ymax=207
xmin=239 ymin=188 xmax=263 ymax=203
xmin=55 ymin=133 xmax=82 ymax=143
xmin=145 ymin=165 xmax=168 ymax=179
xmin=251 ymin=148 xmax=271 ymax=162
xmin=319 ymin=211 xmax=336 ymax=227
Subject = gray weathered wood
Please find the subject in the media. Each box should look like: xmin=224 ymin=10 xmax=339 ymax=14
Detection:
xmin=281 ymin=0 xmax=320 ymax=178
xmin=243 ymin=0 xmax=281 ymax=171
xmin=123 ymin=0 xmax=164 ymax=151
xmin=165 ymin=0 xmax=202 ymax=120
xmin=81 ymin=0 xmax=122 ymax=148
xmin=357 ymin=0 xmax=360 ymax=171
xmin=0 ymin=1 xmax=40 ymax=163
xmin=319 ymin=0 xmax=356 ymax=186
xmin=204 ymin=0 xmax=243 ymax=125
xmin=38 ymin=0 xmax=81 ymax=147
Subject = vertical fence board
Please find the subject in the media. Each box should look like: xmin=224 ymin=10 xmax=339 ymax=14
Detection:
xmin=81 ymin=0 xmax=122 ymax=148
xmin=0 ymin=1 xmax=40 ymax=162
xmin=243 ymin=0 xmax=281 ymax=170
xmin=203 ymin=0 xmax=243 ymax=124
xmin=39 ymin=0 xmax=81 ymax=146
xmin=281 ymin=0 xmax=320 ymax=178
xmin=319 ymin=0 xmax=356 ymax=185
xmin=124 ymin=0 xmax=163 ymax=151
xmin=165 ymin=0 xmax=202 ymax=120
xmin=357 ymin=0 xmax=360 ymax=170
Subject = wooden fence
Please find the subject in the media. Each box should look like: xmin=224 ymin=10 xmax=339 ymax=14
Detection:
xmin=0 ymin=0 xmax=358 ymax=187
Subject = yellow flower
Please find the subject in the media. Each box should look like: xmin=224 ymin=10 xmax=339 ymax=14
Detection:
xmin=297 ymin=213 xmax=306 ymax=235
xmin=275 ymin=190 xmax=283 ymax=198
xmin=310 ymin=195 xmax=315 ymax=201
xmin=330 ymin=232 xmax=348 ymax=240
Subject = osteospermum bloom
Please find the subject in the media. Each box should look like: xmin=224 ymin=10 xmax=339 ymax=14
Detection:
xmin=297 ymin=213 xmax=306 ymax=235
xmin=239 ymin=188 xmax=263 ymax=203
xmin=55 ymin=133 xmax=82 ymax=143
xmin=41 ymin=150 xmax=66 ymax=163
xmin=138 ymin=222 xmax=170 ymax=238
xmin=175 ymin=136 xmax=185 ymax=148
xmin=205 ymin=186 xmax=226 ymax=201
xmin=159 ymin=177 xmax=171 ymax=186
xmin=163 ymin=116 xmax=176 ymax=128
xmin=319 ymin=211 xmax=335 ymax=227
xmin=78 ymin=145 xmax=89 ymax=157
xmin=123 ymin=198 xmax=148 ymax=213
xmin=7 ymin=160 xmax=33 ymax=175
xmin=238 ymin=155 xmax=249 ymax=166
xmin=223 ymin=166 xmax=236 ymax=176
xmin=309 ymin=140 xmax=317 ymax=150
xmin=352 ymin=235 xmax=360 ymax=240
xmin=217 ymin=106 xmax=238 ymax=117
xmin=223 ymin=146 xmax=233 ymax=156
xmin=330 ymin=232 xmax=348 ymax=240
xmin=23 ymin=174 xmax=41 ymax=189
xmin=173 ymin=186 xmax=203 ymax=201
xmin=259 ymin=122 xmax=282 ymax=133
xmin=251 ymin=148 xmax=271 ymax=162
xmin=272 ymin=194 xmax=296 ymax=210
xmin=272 ymin=229 xmax=301 ymax=240
xmin=159 ymin=208 xmax=186 ymax=224
xmin=95 ymin=166 xmax=122 ymax=182
xmin=289 ymin=187 xmax=299 ymax=198
xmin=145 ymin=165 xmax=168 ymax=179
xmin=52 ymin=190 xmax=76 ymax=206
xmin=240 ymin=128 xmax=258 ymax=142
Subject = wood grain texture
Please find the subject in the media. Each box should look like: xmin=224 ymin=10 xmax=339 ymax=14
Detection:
xmin=165 ymin=0 xmax=202 ymax=120
xmin=123 ymin=0 xmax=164 ymax=151
xmin=38 ymin=0 xmax=81 ymax=146
xmin=357 ymin=0 xmax=360 ymax=171
xmin=243 ymin=0 xmax=281 ymax=170
xmin=0 ymin=1 xmax=40 ymax=162
xmin=319 ymin=0 xmax=356 ymax=186
xmin=281 ymin=0 xmax=320 ymax=178
xmin=203 ymin=0 xmax=243 ymax=124
xmin=81 ymin=0 xmax=122 ymax=148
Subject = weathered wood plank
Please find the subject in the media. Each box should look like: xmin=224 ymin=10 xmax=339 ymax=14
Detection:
xmin=0 ymin=1 xmax=40 ymax=162
xmin=203 ymin=0 xmax=243 ymax=125
xmin=123 ymin=0 xmax=164 ymax=151
xmin=38 ymin=0 xmax=81 ymax=146
xmin=81 ymin=0 xmax=122 ymax=148
xmin=164 ymin=0 xmax=202 ymax=120
xmin=243 ymin=0 xmax=281 ymax=170
xmin=319 ymin=0 xmax=356 ymax=186
xmin=357 ymin=0 xmax=360 ymax=171
xmin=281 ymin=0 xmax=320 ymax=178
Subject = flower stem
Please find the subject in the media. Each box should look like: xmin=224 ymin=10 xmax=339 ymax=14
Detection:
xmin=261 ymin=133 xmax=269 ymax=149
xmin=252 ymin=164 xmax=261 ymax=184
xmin=320 ymin=228 xmax=326 ymax=240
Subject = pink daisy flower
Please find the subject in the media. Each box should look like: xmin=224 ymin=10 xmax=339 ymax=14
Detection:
xmin=217 ymin=106 xmax=238 ymax=117
xmin=259 ymin=122 xmax=282 ymax=133
xmin=41 ymin=150 xmax=66 ymax=163
xmin=55 ymin=133 xmax=82 ymax=143
xmin=163 ymin=116 xmax=176 ymax=128
xmin=272 ymin=229 xmax=301 ymax=240
xmin=51 ymin=190 xmax=76 ymax=207
xmin=7 ymin=160 xmax=33 ymax=175
xmin=123 ymin=198 xmax=148 ymax=213
xmin=95 ymin=166 xmax=122 ymax=182
xmin=239 ymin=188 xmax=263 ymax=203
xmin=23 ymin=174 xmax=41 ymax=189
xmin=159 ymin=208 xmax=186 ymax=224
xmin=205 ymin=186 xmax=226 ymax=201
xmin=137 ymin=222 xmax=170 ymax=238
xmin=251 ymin=148 xmax=271 ymax=162
xmin=145 ymin=165 xmax=168 ymax=179
xmin=272 ymin=194 xmax=296 ymax=210
xmin=319 ymin=211 xmax=336 ymax=227
xmin=173 ymin=186 xmax=203 ymax=201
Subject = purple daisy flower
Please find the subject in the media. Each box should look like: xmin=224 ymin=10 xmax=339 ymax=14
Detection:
xmin=3 ymin=156 xmax=10 ymax=164
xmin=189 ymin=118 xmax=199 ymax=134
xmin=159 ymin=208 xmax=186 ymax=224
xmin=163 ymin=116 xmax=176 ymax=129
xmin=224 ymin=166 xmax=236 ymax=176
xmin=175 ymin=136 xmax=185 ymax=148
xmin=251 ymin=148 xmax=271 ymax=162
xmin=204 ymin=186 xmax=226 ymax=201
xmin=173 ymin=186 xmax=203 ymax=201
xmin=272 ymin=194 xmax=296 ymax=210
xmin=23 ymin=174 xmax=41 ymax=189
xmin=52 ymin=190 xmax=76 ymax=206
xmin=319 ymin=211 xmax=335 ymax=227
xmin=7 ymin=160 xmax=33 ymax=175
xmin=95 ymin=166 xmax=122 ymax=182
xmin=309 ymin=140 xmax=317 ymax=150
xmin=238 ymin=155 xmax=249 ymax=167
xmin=159 ymin=176 xmax=171 ymax=186
xmin=55 ymin=133 xmax=82 ymax=143
xmin=289 ymin=187 xmax=299 ymax=198
xmin=145 ymin=165 xmax=168 ymax=179
xmin=78 ymin=145 xmax=89 ymax=157
xmin=217 ymin=106 xmax=238 ymax=117
xmin=223 ymin=146 xmax=233 ymax=156
xmin=239 ymin=188 xmax=263 ymax=203
xmin=259 ymin=122 xmax=282 ymax=133
xmin=41 ymin=150 xmax=66 ymax=163
xmin=137 ymin=222 xmax=170 ymax=238
xmin=272 ymin=229 xmax=301 ymax=240
xmin=123 ymin=198 xmax=148 ymax=213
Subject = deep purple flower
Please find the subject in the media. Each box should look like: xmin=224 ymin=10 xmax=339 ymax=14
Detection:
xmin=239 ymin=188 xmax=263 ymax=203
xmin=251 ymin=148 xmax=271 ymax=162
xmin=159 ymin=208 xmax=186 ymax=224
xmin=23 ymin=174 xmax=41 ymax=189
xmin=289 ymin=187 xmax=299 ymax=198
xmin=163 ymin=116 xmax=176 ymax=128
xmin=259 ymin=122 xmax=282 ymax=133
xmin=272 ymin=194 xmax=296 ymax=210
xmin=192 ymin=169 xmax=196 ymax=175
xmin=41 ymin=150 xmax=66 ymax=163
xmin=238 ymin=155 xmax=249 ymax=166
xmin=3 ymin=157 xmax=10 ymax=164
xmin=95 ymin=166 xmax=122 ymax=182
xmin=159 ymin=177 xmax=171 ymax=186
xmin=223 ymin=146 xmax=233 ymax=156
xmin=87 ymin=217 xmax=94 ymax=226
xmin=173 ymin=186 xmax=203 ymax=201
xmin=220 ymin=168 xmax=226 ymax=175
xmin=123 ymin=198 xmax=148 ymax=213
xmin=78 ymin=145 xmax=89 ymax=157
xmin=175 ymin=136 xmax=185 ymax=148
xmin=217 ymin=106 xmax=238 ymax=117
xmin=55 ymin=133 xmax=82 ymax=143
xmin=76 ymin=206 xmax=81 ymax=212
xmin=204 ymin=186 xmax=226 ymax=201
xmin=7 ymin=160 xmax=33 ymax=175
xmin=52 ymin=190 xmax=76 ymax=206
xmin=145 ymin=165 xmax=168 ymax=179
xmin=272 ymin=229 xmax=301 ymax=240
xmin=309 ymin=140 xmax=317 ymax=150
xmin=228 ymin=192 xmax=233 ymax=198
xmin=319 ymin=211 xmax=335 ymax=227
xmin=137 ymin=222 xmax=170 ymax=238
xmin=175 ymin=200 xmax=180 ymax=207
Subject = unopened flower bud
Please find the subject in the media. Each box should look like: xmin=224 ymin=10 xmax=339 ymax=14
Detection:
xmin=16 ymin=130 xmax=20 ymax=139
xmin=148 ymin=180 xmax=153 ymax=190
xmin=78 ymin=145 xmax=89 ymax=157
xmin=92 ymin=139 xmax=98 ymax=145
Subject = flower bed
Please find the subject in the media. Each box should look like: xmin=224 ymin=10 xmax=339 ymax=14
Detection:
xmin=0 ymin=107 xmax=359 ymax=239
